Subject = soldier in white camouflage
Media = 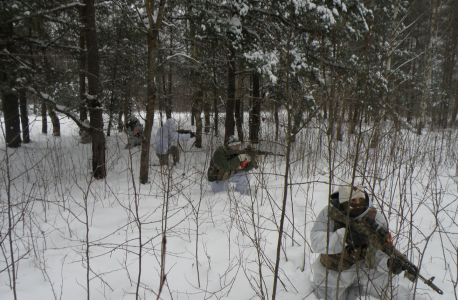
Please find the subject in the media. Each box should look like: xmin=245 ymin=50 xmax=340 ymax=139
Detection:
xmin=310 ymin=181 xmax=423 ymax=300
xmin=154 ymin=118 xmax=192 ymax=166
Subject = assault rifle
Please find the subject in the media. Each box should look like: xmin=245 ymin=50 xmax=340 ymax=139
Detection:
xmin=329 ymin=206 xmax=443 ymax=295
xmin=177 ymin=129 xmax=210 ymax=136
xmin=226 ymin=145 xmax=285 ymax=157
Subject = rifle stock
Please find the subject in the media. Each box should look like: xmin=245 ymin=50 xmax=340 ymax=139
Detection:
xmin=329 ymin=206 xmax=443 ymax=295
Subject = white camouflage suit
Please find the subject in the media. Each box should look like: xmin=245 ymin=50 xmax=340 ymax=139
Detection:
xmin=154 ymin=119 xmax=190 ymax=165
xmin=310 ymin=200 xmax=423 ymax=300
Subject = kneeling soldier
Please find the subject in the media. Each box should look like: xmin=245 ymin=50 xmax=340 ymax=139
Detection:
xmin=207 ymin=135 xmax=258 ymax=195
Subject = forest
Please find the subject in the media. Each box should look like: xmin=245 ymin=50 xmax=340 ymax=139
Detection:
xmin=1 ymin=0 xmax=458 ymax=300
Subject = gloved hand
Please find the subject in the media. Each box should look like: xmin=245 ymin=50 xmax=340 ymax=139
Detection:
xmin=240 ymin=160 xmax=249 ymax=170
xmin=190 ymin=132 xmax=196 ymax=138
xmin=335 ymin=228 xmax=347 ymax=240
xmin=238 ymin=154 xmax=249 ymax=162
xmin=387 ymin=258 xmax=407 ymax=275
xmin=345 ymin=228 xmax=368 ymax=246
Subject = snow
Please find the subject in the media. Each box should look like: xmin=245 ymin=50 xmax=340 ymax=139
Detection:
xmin=86 ymin=94 xmax=97 ymax=100
xmin=0 ymin=112 xmax=455 ymax=300
xmin=229 ymin=16 xmax=241 ymax=28
xmin=40 ymin=92 xmax=52 ymax=100
xmin=244 ymin=51 xmax=279 ymax=84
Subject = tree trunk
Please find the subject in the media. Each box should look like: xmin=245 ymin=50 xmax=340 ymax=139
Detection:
xmin=235 ymin=69 xmax=244 ymax=142
xmin=449 ymin=43 xmax=458 ymax=126
xmin=407 ymin=56 xmax=415 ymax=123
xmin=166 ymin=29 xmax=173 ymax=119
xmin=213 ymin=88 xmax=218 ymax=136
xmin=204 ymin=92 xmax=211 ymax=133
xmin=369 ymin=121 xmax=380 ymax=149
xmin=336 ymin=107 xmax=343 ymax=142
xmin=2 ymin=91 xmax=22 ymax=148
xmin=41 ymin=99 xmax=47 ymax=134
xmin=117 ymin=111 xmax=123 ymax=131
xmin=417 ymin=2 xmax=438 ymax=135
xmin=107 ymin=43 xmax=119 ymax=137
xmin=191 ymin=102 xmax=196 ymax=126
xmin=212 ymin=47 xmax=219 ymax=136
xmin=349 ymin=104 xmax=358 ymax=135
xmin=274 ymin=100 xmax=279 ymax=141
xmin=140 ymin=28 xmax=158 ymax=184
xmin=46 ymin=102 xmax=61 ymax=137
xmin=160 ymin=71 xmax=166 ymax=116
xmin=107 ymin=97 xmax=114 ymax=137
xmin=326 ymin=97 xmax=334 ymax=137
xmin=193 ymin=94 xmax=203 ymax=148
xmin=188 ymin=1 xmax=203 ymax=148
xmin=79 ymin=9 xmax=87 ymax=122
xmin=123 ymin=83 xmax=131 ymax=128
xmin=225 ymin=47 xmax=236 ymax=143
xmin=249 ymin=72 xmax=261 ymax=143
xmin=19 ymin=89 xmax=30 ymax=143
xmin=444 ymin=10 xmax=456 ymax=128
xmin=42 ymin=49 xmax=61 ymax=137
xmin=0 ymin=3 xmax=20 ymax=148
xmin=84 ymin=0 xmax=106 ymax=179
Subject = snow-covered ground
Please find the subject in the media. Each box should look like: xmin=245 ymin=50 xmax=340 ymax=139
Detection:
xmin=1 ymin=112 xmax=457 ymax=300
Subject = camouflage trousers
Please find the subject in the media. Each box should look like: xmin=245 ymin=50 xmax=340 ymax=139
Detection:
xmin=209 ymin=170 xmax=251 ymax=195
xmin=156 ymin=146 xmax=180 ymax=166
xmin=310 ymin=258 xmax=424 ymax=300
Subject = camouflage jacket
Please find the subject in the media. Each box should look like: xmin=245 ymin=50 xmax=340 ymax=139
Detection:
xmin=126 ymin=121 xmax=143 ymax=137
xmin=207 ymin=146 xmax=257 ymax=182
xmin=319 ymin=207 xmax=377 ymax=271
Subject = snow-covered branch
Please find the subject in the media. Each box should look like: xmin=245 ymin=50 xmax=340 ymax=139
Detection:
xmin=8 ymin=2 xmax=85 ymax=23
xmin=26 ymin=86 xmax=89 ymax=130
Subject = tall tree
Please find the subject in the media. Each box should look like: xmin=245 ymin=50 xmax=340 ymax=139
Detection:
xmin=188 ymin=0 xmax=203 ymax=148
xmin=19 ymin=89 xmax=30 ymax=143
xmin=42 ymin=49 xmax=61 ymax=136
xmin=2 ymin=91 xmax=22 ymax=148
xmin=139 ymin=0 xmax=167 ymax=184
xmin=249 ymin=72 xmax=261 ymax=143
xmin=225 ymin=46 xmax=236 ymax=142
xmin=84 ymin=0 xmax=106 ymax=179
xmin=1 ymin=2 xmax=21 ymax=148
xmin=79 ymin=5 xmax=87 ymax=122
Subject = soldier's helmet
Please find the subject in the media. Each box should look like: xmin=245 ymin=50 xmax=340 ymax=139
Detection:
xmin=227 ymin=135 xmax=241 ymax=148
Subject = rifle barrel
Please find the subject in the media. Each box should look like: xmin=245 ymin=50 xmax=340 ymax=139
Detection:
xmin=419 ymin=275 xmax=444 ymax=295
xmin=177 ymin=129 xmax=210 ymax=135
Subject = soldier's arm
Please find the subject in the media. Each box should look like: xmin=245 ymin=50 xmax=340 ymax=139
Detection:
xmin=213 ymin=148 xmax=240 ymax=171
xmin=310 ymin=206 xmax=346 ymax=254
